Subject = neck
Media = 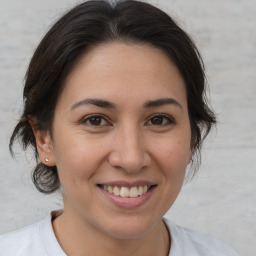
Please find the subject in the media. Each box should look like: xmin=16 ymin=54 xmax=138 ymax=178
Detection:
xmin=52 ymin=208 xmax=170 ymax=256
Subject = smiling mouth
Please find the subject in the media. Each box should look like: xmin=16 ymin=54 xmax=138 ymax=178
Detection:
xmin=97 ymin=184 xmax=156 ymax=198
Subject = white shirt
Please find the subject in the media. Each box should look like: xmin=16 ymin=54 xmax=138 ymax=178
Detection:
xmin=0 ymin=211 xmax=240 ymax=256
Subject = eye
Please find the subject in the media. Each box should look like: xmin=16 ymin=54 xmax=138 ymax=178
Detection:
xmin=81 ymin=115 xmax=110 ymax=127
xmin=146 ymin=114 xmax=174 ymax=126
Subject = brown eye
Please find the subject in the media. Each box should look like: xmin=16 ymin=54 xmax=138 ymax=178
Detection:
xmin=82 ymin=115 xmax=109 ymax=126
xmin=151 ymin=116 xmax=164 ymax=125
xmin=89 ymin=116 xmax=102 ymax=126
xmin=147 ymin=115 xmax=174 ymax=126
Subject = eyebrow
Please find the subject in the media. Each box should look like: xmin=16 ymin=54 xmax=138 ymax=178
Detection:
xmin=71 ymin=98 xmax=116 ymax=110
xmin=143 ymin=98 xmax=183 ymax=110
xmin=71 ymin=97 xmax=183 ymax=110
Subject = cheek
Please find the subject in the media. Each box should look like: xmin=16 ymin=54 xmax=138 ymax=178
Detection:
xmin=149 ymin=137 xmax=190 ymax=214
xmin=153 ymin=136 xmax=191 ymax=177
xmin=52 ymin=132 xmax=106 ymax=183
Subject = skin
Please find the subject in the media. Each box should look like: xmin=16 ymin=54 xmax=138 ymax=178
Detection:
xmin=33 ymin=42 xmax=192 ymax=256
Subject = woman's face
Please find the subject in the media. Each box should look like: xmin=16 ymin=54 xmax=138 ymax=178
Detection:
xmin=41 ymin=42 xmax=192 ymax=238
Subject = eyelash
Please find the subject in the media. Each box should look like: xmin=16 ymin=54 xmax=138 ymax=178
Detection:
xmin=146 ymin=114 xmax=175 ymax=126
xmin=81 ymin=115 xmax=110 ymax=127
xmin=80 ymin=114 xmax=175 ymax=127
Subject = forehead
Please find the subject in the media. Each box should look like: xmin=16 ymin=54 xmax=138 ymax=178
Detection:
xmin=58 ymin=42 xmax=187 ymax=110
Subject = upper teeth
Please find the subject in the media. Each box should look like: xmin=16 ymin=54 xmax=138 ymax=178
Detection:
xmin=103 ymin=185 xmax=149 ymax=198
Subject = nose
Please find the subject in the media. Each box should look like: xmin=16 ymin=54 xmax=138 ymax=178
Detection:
xmin=108 ymin=126 xmax=151 ymax=173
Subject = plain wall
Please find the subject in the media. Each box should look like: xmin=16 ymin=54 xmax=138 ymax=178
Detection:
xmin=0 ymin=1 xmax=255 ymax=255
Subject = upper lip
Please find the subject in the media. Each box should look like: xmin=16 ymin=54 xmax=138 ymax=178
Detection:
xmin=97 ymin=180 xmax=156 ymax=188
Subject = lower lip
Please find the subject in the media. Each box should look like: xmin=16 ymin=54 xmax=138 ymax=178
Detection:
xmin=99 ymin=187 xmax=156 ymax=210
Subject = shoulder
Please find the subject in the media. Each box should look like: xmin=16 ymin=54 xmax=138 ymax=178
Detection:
xmin=0 ymin=220 xmax=45 ymax=256
xmin=164 ymin=218 xmax=240 ymax=256
xmin=0 ymin=210 xmax=65 ymax=256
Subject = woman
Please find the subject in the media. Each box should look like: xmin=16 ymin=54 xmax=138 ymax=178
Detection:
xmin=0 ymin=0 xmax=239 ymax=255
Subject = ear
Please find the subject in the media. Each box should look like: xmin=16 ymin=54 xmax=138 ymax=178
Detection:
xmin=190 ymin=151 xmax=194 ymax=164
xmin=187 ymin=148 xmax=193 ymax=165
xmin=187 ymin=139 xmax=194 ymax=165
xmin=29 ymin=120 xmax=56 ymax=166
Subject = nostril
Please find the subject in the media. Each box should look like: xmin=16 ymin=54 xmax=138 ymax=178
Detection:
xmin=108 ymin=150 xmax=151 ymax=173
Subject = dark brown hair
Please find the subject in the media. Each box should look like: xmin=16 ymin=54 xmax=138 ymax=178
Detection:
xmin=10 ymin=0 xmax=216 ymax=194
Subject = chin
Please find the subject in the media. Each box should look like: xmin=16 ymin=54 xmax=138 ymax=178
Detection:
xmin=100 ymin=216 xmax=158 ymax=240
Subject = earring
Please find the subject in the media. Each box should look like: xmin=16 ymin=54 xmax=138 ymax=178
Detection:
xmin=44 ymin=158 xmax=49 ymax=162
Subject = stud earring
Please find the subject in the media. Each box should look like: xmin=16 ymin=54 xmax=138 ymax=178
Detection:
xmin=44 ymin=158 xmax=49 ymax=162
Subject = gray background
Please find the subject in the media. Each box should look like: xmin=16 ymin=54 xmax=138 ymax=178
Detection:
xmin=0 ymin=0 xmax=255 ymax=255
